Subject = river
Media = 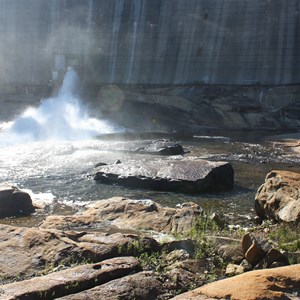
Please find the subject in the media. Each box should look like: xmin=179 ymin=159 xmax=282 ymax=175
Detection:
xmin=0 ymin=70 xmax=299 ymax=229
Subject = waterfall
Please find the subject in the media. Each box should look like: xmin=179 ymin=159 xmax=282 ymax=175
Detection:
xmin=0 ymin=68 xmax=121 ymax=146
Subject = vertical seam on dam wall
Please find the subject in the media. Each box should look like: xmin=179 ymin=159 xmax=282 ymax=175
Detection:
xmin=0 ymin=0 xmax=299 ymax=85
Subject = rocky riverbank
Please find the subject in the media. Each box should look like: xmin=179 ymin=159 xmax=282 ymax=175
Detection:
xmin=0 ymin=167 xmax=299 ymax=299
xmin=90 ymin=84 xmax=300 ymax=133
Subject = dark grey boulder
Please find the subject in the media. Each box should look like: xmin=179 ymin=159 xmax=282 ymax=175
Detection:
xmin=94 ymin=159 xmax=234 ymax=193
xmin=94 ymin=139 xmax=184 ymax=156
xmin=139 ymin=139 xmax=184 ymax=155
xmin=0 ymin=185 xmax=35 ymax=216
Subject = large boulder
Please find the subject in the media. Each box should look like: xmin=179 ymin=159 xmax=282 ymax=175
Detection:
xmin=255 ymin=170 xmax=300 ymax=223
xmin=0 ymin=185 xmax=35 ymax=216
xmin=94 ymin=159 xmax=234 ymax=193
xmin=171 ymin=264 xmax=300 ymax=300
xmin=40 ymin=197 xmax=202 ymax=235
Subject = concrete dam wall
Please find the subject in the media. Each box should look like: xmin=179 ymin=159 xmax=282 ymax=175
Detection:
xmin=0 ymin=0 xmax=299 ymax=86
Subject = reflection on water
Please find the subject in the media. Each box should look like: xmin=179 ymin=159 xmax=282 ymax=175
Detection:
xmin=0 ymin=133 xmax=299 ymax=228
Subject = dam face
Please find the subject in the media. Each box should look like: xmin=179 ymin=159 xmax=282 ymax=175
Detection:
xmin=0 ymin=0 xmax=299 ymax=86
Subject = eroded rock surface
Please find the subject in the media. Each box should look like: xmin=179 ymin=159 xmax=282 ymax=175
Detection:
xmin=255 ymin=170 xmax=300 ymax=223
xmin=40 ymin=197 xmax=202 ymax=235
xmin=172 ymin=264 xmax=300 ymax=300
xmin=57 ymin=271 xmax=163 ymax=300
xmin=94 ymin=159 xmax=234 ymax=193
xmin=0 ymin=257 xmax=141 ymax=300
xmin=0 ymin=223 xmax=155 ymax=281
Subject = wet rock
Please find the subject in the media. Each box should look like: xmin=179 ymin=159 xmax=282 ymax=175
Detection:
xmin=0 ymin=257 xmax=141 ymax=300
xmin=0 ymin=223 xmax=151 ymax=281
xmin=140 ymin=139 xmax=184 ymax=155
xmin=93 ymin=138 xmax=184 ymax=156
xmin=57 ymin=271 xmax=163 ymax=300
xmin=94 ymin=159 xmax=234 ymax=194
xmin=40 ymin=197 xmax=202 ymax=235
xmin=171 ymin=264 xmax=300 ymax=300
xmin=0 ymin=185 xmax=35 ymax=216
xmin=255 ymin=170 xmax=300 ymax=223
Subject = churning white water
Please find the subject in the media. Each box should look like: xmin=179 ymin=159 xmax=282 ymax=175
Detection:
xmin=0 ymin=68 xmax=119 ymax=146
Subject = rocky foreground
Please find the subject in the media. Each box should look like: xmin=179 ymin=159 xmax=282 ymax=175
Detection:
xmin=0 ymin=169 xmax=299 ymax=299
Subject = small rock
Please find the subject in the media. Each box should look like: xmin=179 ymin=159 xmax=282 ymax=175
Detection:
xmin=225 ymin=263 xmax=245 ymax=276
xmin=141 ymin=140 xmax=184 ymax=155
xmin=218 ymin=244 xmax=244 ymax=264
xmin=209 ymin=212 xmax=227 ymax=229
xmin=162 ymin=239 xmax=195 ymax=255
xmin=239 ymin=259 xmax=253 ymax=272
xmin=166 ymin=249 xmax=190 ymax=263
xmin=241 ymin=233 xmax=266 ymax=266
xmin=269 ymin=261 xmax=289 ymax=268
xmin=264 ymin=248 xmax=289 ymax=268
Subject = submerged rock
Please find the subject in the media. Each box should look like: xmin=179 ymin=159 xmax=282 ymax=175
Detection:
xmin=40 ymin=197 xmax=202 ymax=235
xmin=172 ymin=264 xmax=300 ymax=300
xmin=94 ymin=159 xmax=234 ymax=193
xmin=0 ymin=185 xmax=35 ymax=216
xmin=255 ymin=170 xmax=300 ymax=223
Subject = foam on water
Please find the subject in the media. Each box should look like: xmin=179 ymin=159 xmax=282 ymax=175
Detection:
xmin=0 ymin=68 xmax=121 ymax=146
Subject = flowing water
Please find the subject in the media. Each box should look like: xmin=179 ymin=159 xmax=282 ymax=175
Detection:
xmin=0 ymin=70 xmax=299 ymax=228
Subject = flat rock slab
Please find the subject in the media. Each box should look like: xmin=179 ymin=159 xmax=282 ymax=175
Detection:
xmin=94 ymin=159 xmax=234 ymax=193
xmin=171 ymin=264 xmax=300 ymax=300
xmin=0 ymin=257 xmax=141 ymax=300
xmin=57 ymin=271 xmax=163 ymax=300
xmin=0 ymin=223 xmax=154 ymax=281
xmin=40 ymin=197 xmax=202 ymax=235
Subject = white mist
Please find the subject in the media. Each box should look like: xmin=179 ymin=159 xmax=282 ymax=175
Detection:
xmin=0 ymin=68 xmax=120 ymax=146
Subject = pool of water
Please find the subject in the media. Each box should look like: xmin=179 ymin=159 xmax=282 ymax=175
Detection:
xmin=0 ymin=133 xmax=299 ymax=228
